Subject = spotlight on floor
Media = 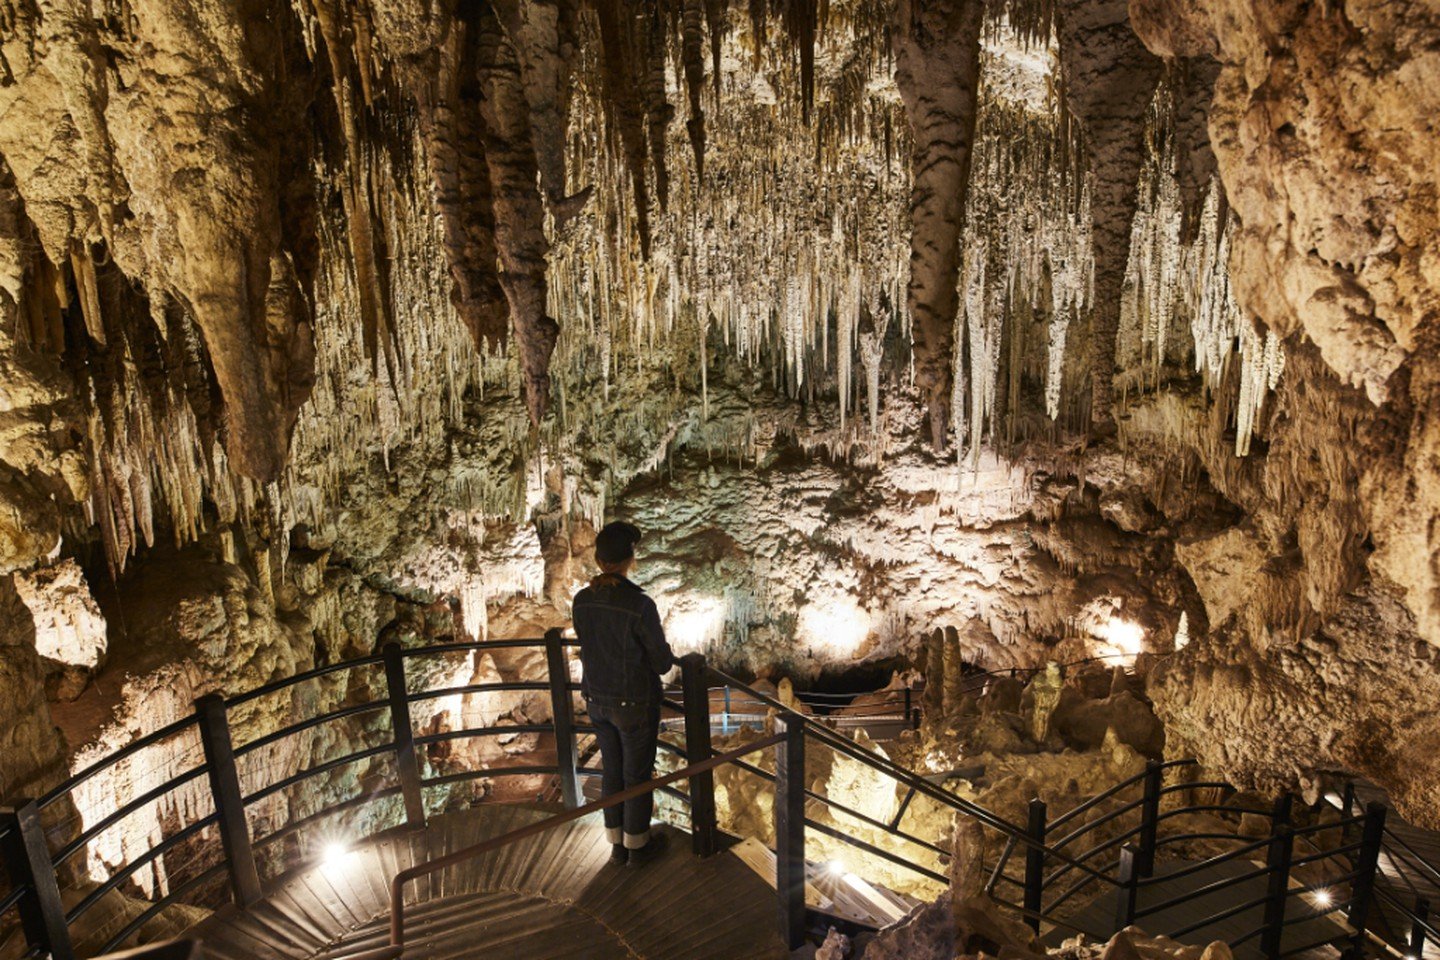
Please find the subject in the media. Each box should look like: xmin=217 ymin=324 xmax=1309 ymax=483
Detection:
xmin=1310 ymin=889 xmax=1333 ymax=909
xmin=826 ymin=860 xmax=847 ymax=876
xmin=323 ymin=841 xmax=349 ymax=866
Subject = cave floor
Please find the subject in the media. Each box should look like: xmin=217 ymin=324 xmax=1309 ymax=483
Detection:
xmin=187 ymin=805 xmax=788 ymax=959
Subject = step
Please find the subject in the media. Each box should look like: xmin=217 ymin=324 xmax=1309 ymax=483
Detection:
xmin=187 ymin=807 xmax=788 ymax=960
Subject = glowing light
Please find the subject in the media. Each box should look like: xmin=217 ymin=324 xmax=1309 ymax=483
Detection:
xmin=1310 ymin=889 xmax=1333 ymax=909
xmin=1096 ymin=618 xmax=1145 ymax=656
xmin=826 ymin=860 xmax=847 ymax=876
xmin=796 ymin=599 xmax=871 ymax=658
xmin=323 ymin=841 xmax=350 ymax=867
xmin=665 ymin=595 xmax=727 ymax=651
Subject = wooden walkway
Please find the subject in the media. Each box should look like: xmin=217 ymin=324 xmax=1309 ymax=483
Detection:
xmin=188 ymin=805 xmax=788 ymax=960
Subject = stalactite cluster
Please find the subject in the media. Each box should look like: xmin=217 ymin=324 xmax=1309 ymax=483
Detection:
xmin=952 ymin=91 xmax=1093 ymax=465
xmin=1117 ymin=80 xmax=1284 ymax=457
xmin=548 ymin=0 xmax=911 ymax=471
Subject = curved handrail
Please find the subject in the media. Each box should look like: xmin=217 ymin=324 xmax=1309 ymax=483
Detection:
xmin=226 ymin=653 xmax=386 ymax=707
xmin=11 ymin=635 xmax=1424 ymax=960
xmin=39 ymin=713 xmax=202 ymax=810
xmin=703 ymin=667 xmax=1124 ymax=890
xmin=9 ymin=634 xmax=588 ymax=956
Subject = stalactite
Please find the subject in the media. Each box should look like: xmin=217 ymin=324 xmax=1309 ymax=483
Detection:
xmin=892 ymin=0 xmax=986 ymax=451
xmin=1119 ymin=79 xmax=1285 ymax=457
xmin=490 ymin=0 xmax=583 ymax=222
xmin=477 ymin=5 xmax=561 ymax=426
xmin=643 ymin=1 xmax=675 ymax=210
xmin=859 ymin=295 xmax=890 ymax=437
xmin=947 ymin=49 xmax=1094 ymax=452
xmin=785 ymin=0 xmax=819 ymax=124
xmin=549 ymin=2 xmax=909 ymax=475
xmin=1119 ymin=79 xmax=1184 ymax=384
xmin=304 ymin=0 xmax=396 ymax=379
xmin=403 ymin=12 xmax=511 ymax=351
xmin=682 ymin=0 xmax=708 ymax=178
xmin=594 ymin=0 xmax=655 ymax=255
xmin=1053 ymin=0 xmax=1164 ymax=432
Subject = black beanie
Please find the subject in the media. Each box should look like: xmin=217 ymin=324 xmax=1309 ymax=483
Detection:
xmin=595 ymin=521 xmax=642 ymax=564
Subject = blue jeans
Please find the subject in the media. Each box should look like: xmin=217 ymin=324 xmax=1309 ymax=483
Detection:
xmin=588 ymin=700 xmax=661 ymax=839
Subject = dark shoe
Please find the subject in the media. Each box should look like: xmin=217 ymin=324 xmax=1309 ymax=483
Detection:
xmin=609 ymin=843 xmax=628 ymax=865
xmin=625 ymin=832 xmax=669 ymax=868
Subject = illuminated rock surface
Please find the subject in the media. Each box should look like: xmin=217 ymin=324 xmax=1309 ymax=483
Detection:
xmin=0 ymin=0 xmax=1438 ymax=951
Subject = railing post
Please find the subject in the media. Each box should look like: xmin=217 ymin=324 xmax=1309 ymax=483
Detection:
xmin=382 ymin=642 xmax=426 ymax=827
xmin=1023 ymin=798 xmax=1047 ymax=932
xmin=1340 ymin=782 xmax=1357 ymax=846
xmin=1136 ymin=760 xmax=1164 ymax=878
xmin=1347 ymin=801 xmax=1388 ymax=957
xmin=1114 ymin=844 xmax=1140 ymax=934
xmin=544 ymin=629 xmax=582 ymax=810
xmin=680 ymin=653 xmax=718 ymax=856
xmin=195 ymin=694 xmax=262 ymax=907
xmin=1 ymin=800 xmax=75 ymax=960
xmin=889 ymin=784 xmax=917 ymax=832
xmin=1260 ymin=795 xmax=1295 ymax=960
xmin=1411 ymin=897 xmax=1430 ymax=960
xmin=774 ymin=715 xmax=806 ymax=950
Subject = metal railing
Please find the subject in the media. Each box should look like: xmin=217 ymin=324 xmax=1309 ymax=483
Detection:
xmin=684 ymin=683 xmax=923 ymax=733
xmin=348 ymin=652 xmax=1125 ymax=956
xmin=1 ymin=637 xmax=1419 ymax=960
xmin=1320 ymin=784 xmax=1440 ymax=959
xmin=0 ymin=631 xmax=590 ymax=960
xmin=92 ymin=941 xmax=202 ymax=959
xmin=981 ymin=759 xmax=1396 ymax=958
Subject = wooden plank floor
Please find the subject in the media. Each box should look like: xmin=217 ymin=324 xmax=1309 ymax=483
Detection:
xmin=1046 ymin=858 xmax=1350 ymax=960
xmin=188 ymin=806 xmax=788 ymax=960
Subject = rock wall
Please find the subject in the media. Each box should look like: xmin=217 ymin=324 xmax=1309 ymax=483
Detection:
xmin=1106 ymin=0 xmax=1440 ymax=823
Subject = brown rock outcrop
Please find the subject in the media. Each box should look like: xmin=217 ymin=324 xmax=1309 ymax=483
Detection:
xmin=0 ymin=576 xmax=69 ymax=798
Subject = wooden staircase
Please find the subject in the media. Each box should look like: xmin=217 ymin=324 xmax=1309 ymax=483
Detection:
xmin=188 ymin=806 xmax=789 ymax=960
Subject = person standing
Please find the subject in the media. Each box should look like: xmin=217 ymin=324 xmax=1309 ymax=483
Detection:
xmin=571 ymin=520 xmax=675 ymax=866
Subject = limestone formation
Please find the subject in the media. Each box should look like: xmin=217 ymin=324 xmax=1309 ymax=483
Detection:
xmin=2 ymin=0 xmax=1440 ymax=951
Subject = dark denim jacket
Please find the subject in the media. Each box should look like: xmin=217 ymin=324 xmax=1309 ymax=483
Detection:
xmin=572 ymin=575 xmax=675 ymax=707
